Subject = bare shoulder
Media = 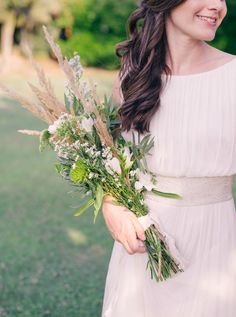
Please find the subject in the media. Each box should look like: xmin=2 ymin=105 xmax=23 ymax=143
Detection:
xmin=111 ymin=72 xmax=124 ymax=107
xmin=208 ymin=46 xmax=236 ymax=65
xmin=216 ymin=52 xmax=236 ymax=62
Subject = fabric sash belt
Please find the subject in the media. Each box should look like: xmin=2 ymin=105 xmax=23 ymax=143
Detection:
xmin=144 ymin=174 xmax=234 ymax=207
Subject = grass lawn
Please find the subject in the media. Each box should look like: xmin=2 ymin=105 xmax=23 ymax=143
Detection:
xmin=0 ymin=67 xmax=116 ymax=317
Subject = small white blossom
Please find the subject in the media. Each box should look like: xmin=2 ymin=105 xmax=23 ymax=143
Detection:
xmin=134 ymin=181 xmax=143 ymax=191
xmin=94 ymin=151 xmax=101 ymax=157
xmin=68 ymin=53 xmax=84 ymax=79
xmin=88 ymin=172 xmax=95 ymax=179
xmin=64 ymin=80 xmax=74 ymax=104
xmin=48 ymin=119 xmax=63 ymax=134
xmin=129 ymin=169 xmax=137 ymax=177
xmin=136 ymin=169 xmax=155 ymax=191
xmin=105 ymin=157 xmax=121 ymax=175
xmin=102 ymin=147 xmax=112 ymax=160
xmin=73 ymin=140 xmax=81 ymax=150
xmin=48 ymin=113 xmax=72 ymax=134
xmin=123 ymin=146 xmax=133 ymax=168
xmin=81 ymin=142 xmax=89 ymax=148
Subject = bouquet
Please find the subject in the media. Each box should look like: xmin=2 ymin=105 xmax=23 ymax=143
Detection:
xmin=0 ymin=26 xmax=185 ymax=282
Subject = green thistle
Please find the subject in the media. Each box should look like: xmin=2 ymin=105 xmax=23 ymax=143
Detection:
xmin=70 ymin=160 xmax=88 ymax=183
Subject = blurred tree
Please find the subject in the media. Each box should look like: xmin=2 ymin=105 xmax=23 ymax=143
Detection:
xmin=0 ymin=0 xmax=65 ymax=62
xmin=211 ymin=0 xmax=236 ymax=53
xmin=59 ymin=0 xmax=137 ymax=69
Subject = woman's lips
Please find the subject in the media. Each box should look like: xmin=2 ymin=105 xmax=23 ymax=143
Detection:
xmin=196 ymin=15 xmax=217 ymax=27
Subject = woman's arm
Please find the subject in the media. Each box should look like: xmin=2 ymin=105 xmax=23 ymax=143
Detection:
xmin=102 ymin=195 xmax=146 ymax=254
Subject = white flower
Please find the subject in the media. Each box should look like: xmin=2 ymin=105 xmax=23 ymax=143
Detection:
xmin=48 ymin=118 xmax=63 ymax=134
xmin=73 ymin=140 xmax=81 ymax=150
xmin=134 ymin=181 xmax=143 ymax=191
xmin=123 ymin=146 xmax=133 ymax=168
xmin=88 ymin=172 xmax=95 ymax=179
xmin=80 ymin=117 xmax=94 ymax=133
xmin=48 ymin=112 xmax=72 ymax=134
xmin=136 ymin=170 xmax=155 ymax=191
xmin=68 ymin=53 xmax=84 ymax=79
xmin=105 ymin=157 xmax=121 ymax=175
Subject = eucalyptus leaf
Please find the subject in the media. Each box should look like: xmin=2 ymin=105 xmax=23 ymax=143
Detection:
xmin=55 ymin=163 xmax=64 ymax=173
xmin=151 ymin=189 xmax=182 ymax=199
xmin=93 ymin=184 xmax=104 ymax=224
xmin=74 ymin=198 xmax=95 ymax=217
xmin=64 ymin=94 xmax=71 ymax=113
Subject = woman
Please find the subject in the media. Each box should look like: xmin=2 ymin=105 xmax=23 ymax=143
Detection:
xmin=101 ymin=0 xmax=236 ymax=316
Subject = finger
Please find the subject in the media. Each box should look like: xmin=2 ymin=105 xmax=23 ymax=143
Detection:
xmin=131 ymin=218 xmax=146 ymax=241
xmin=122 ymin=238 xmax=134 ymax=254
xmin=124 ymin=221 xmax=141 ymax=252
xmin=123 ymin=237 xmax=146 ymax=254
xmin=126 ymin=211 xmax=146 ymax=240
xmin=136 ymin=239 xmax=147 ymax=253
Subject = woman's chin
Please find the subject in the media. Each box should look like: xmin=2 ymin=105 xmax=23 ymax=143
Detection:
xmin=203 ymin=34 xmax=216 ymax=42
xmin=196 ymin=32 xmax=216 ymax=42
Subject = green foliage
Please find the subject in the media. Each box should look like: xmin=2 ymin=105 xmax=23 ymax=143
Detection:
xmin=93 ymin=184 xmax=104 ymax=224
xmin=56 ymin=117 xmax=77 ymax=139
xmin=128 ymin=132 xmax=155 ymax=172
xmin=54 ymin=162 xmax=70 ymax=174
xmin=211 ymin=1 xmax=236 ymax=53
xmin=59 ymin=0 xmax=137 ymax=69
xmin=39 ymin=129 xmax=51 ymax=152
xmin=70 ymin=160 xmax=88 ymax=183
xmin=59 ymin=31 xmax=121 ymax=69
xmin=73 ymin=197 xmax=94 ymax=217
xmin=0 ymin=0 xmax=63 ymax=24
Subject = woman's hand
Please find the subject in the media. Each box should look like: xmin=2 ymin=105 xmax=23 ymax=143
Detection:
xmin=102 ymin=195 xmax=147 ymax=254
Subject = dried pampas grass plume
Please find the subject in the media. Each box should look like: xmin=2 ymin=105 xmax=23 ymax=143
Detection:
xmin=42 ymin=25 xmax=117 ymax=153
xmin=24 ymin=44 xmax=66 ymax=115
xmin=18 ymin=129 xmax=41 ymax=136
xmin=0 ymin=83 xmax=52 ymax=123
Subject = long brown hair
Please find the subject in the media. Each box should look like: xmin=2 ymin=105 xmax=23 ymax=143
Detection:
xmin=116 ymin=0 xmax=185 ymax=134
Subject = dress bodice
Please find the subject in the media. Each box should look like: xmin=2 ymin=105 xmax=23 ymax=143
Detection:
xmin=122 ymin=58 xmax=236 ymax=177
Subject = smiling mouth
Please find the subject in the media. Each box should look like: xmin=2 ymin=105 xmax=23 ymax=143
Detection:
xmin=196 ymin=15 xmax=217 ymax=26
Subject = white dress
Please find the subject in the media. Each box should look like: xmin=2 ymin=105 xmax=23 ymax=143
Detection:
xmin=101 ymin=58 xmax=236 ymax=317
